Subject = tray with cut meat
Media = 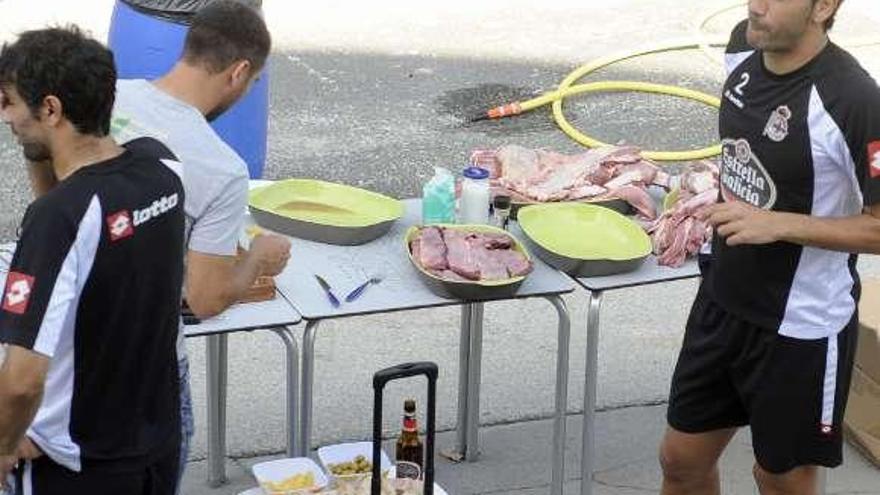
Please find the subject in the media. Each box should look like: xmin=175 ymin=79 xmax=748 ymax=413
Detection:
xmin=405 ymin=225 xmax=533 ymax=300
xmin=472 ymin=145 xmax=671 ymax=222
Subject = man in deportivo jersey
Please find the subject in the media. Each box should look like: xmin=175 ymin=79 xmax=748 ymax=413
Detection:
xmin=659 ymin=0 xmax=880 ymax=494
xmin=0 ymin=27 xmax=185 ymax=494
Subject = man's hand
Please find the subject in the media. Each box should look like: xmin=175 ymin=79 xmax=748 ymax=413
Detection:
xmin=0 ymin=455 xmax=17 ymax=490
xmin=249 ymin=233 xmax=291 ymax=276
xmin=0 ymin=438 xmax=42 ymax=490
xmin=700 ymin=201 xmax=788 ymax=246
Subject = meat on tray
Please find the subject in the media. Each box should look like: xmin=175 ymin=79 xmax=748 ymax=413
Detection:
xmin=412 ymin=225 xmax=447 ymax=270
xmin=649 ymin=161 xmax=720 ymax=268
xmin=475 ymin=144 xmax=670 ymax=220
xmin=410 ymin=226 xmax=533 ymax=282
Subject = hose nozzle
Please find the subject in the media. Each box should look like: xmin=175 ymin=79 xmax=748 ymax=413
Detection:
xmin=468 ymin=101 xmax=523 ymax=122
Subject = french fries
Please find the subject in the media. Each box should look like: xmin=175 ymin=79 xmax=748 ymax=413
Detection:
xmin=261 ymin=471 xmax=316 ymax=493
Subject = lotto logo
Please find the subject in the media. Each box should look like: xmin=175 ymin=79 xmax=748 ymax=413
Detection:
xmin=869 ymin=141 xmax=880 ymax=178
xmin=106 ymin=210 xmax=134 ymax=241
xmin=2 ymin=272 xmax=35 ymax=314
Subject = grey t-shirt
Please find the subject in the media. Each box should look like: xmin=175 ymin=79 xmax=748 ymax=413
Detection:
xmin=112 ymin=79 xmax=250 ymax=359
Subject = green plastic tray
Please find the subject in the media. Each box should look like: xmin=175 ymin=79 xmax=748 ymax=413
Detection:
xmin=518 ymin=202 xmax=651 ymax=277
xmin=249 ymin=179 xmax=404 ymax=245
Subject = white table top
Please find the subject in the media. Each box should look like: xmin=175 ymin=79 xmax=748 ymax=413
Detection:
xmin=265 ymin=199 xmax=575 ymax=321
xmin=183 ymin=292 xmax=302 ymax=337
xmin=573 ymin=256 xmax=700 ymax=292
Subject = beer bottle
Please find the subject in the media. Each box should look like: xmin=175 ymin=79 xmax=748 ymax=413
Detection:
xmin=395 ymin=399 xmax=424 ymax=480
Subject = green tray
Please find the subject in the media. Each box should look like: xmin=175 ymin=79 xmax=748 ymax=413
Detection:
xmin=518 ymin=202 xmax=651 ymax=277
xmin=249 ymin=179 xmax=404 ymax=245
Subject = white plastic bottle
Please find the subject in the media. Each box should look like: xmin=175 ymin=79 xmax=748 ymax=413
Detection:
xmin=458 ymin=167 xmax=491 ymax=224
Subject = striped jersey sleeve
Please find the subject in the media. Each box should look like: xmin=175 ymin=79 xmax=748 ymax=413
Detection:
xmin=0 ymin=194 xmax=98 ymax=357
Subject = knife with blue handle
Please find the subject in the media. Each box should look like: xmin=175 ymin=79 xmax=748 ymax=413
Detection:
xmin=314 ymin=274 xmax=340 ymax=308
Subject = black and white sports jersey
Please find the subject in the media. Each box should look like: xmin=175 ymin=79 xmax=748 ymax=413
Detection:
xmin=0 ymin=137 xmax=185 ymax=473
xmin=704 ymin=20 xmax=880 ymax=339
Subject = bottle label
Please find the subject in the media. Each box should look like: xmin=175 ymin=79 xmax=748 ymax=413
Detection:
xmin=396 ymin=461 xmax=421 ymax=480
xmin=403 ymin=417 xmax=417 ymax=431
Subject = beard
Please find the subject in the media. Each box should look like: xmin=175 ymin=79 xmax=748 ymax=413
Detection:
xmin=746 ymin=14 xmax=810 ymax=53
xmin=22 ymin=141 xmax=52 ymax=162
xmin=206 ymin=101 xmax=233 ymax=122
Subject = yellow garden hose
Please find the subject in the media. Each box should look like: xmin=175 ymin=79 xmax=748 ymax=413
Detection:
xmin=474 ymin=1 xmax=880 ymax=163
xmin=549 ymin=40 xmax=728 ymax=162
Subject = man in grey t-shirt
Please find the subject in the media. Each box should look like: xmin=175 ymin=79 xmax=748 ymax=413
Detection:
xmin=111 ymin=1 xmax=289 ymax=490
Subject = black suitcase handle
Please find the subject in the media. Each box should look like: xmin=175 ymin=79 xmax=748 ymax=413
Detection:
xmin=372 ymin=362 xmax=438 ymax=495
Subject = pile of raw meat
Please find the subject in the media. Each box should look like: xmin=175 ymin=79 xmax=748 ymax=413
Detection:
xmin=648 ymin=161 xmax=719 ymax=267
xmin=409 ymin=226 xmax=533 ymax=282
xmin=471 ymin=145 xmax=670 ymax=221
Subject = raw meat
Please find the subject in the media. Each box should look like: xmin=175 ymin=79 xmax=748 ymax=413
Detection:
xmin=443 ymin=229 xmax=481 ymax=280
xmin=596 ymin=184 xmax=657 ymax=220
xmin=488 ymin=144 xmax=668 ymax=216
xmin=493 ymin=249 xmax=533 ymax=277
xmin=649 ymin=159 xmax=720 ymax=267
xmin=411 ymin=227 xmax=533 ymax=282
xmin=430 ymin=269 xmax=471 ymax=282
xmin=416 ymin=226 xmax=447 ymax=270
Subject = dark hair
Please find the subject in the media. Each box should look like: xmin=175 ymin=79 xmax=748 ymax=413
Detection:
xmin=0 ymin=26 xmax=116 ymax=136
xmin=182 ymin=0 xmax=271 ymax=74
xmin=814 ymin=0 xmax=845 ymax=30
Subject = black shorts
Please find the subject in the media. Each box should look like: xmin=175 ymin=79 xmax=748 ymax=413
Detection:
xmin=667 ymin=289 xmax=858 ymax=474
xmin=13 ymin=447 xmax=179 ymax=495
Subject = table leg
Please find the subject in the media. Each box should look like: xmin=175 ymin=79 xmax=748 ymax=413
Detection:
xmin=546 ymin=295 xmax=571 ymax=495
xmin=299 ymin=320 xmax=321 ymax=456
xmin=581 ymin=291 xmax=603 ymax=495
xmin=271 ymin=327 xmax=299 ymax=458
xmin=455 ymin=304 xmax=473 ymax=457
xmin=465 ymin=303 xmax=485 ymax=462
xmin=206 ymin=333 xmax=228 ymax=487
xmin=818 ymin=467 xmax=827 ymax=495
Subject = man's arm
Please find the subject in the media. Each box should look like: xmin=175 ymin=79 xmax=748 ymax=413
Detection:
xmin=186 ymin=233 xmax=290 ymax=318
xmin=0 ymin=346 xmax=48 ymax=454
xmin=704 ymin=202 xmax=880 ymax=253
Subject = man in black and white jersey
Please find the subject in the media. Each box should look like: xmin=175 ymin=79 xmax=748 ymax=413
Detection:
xmin=660 ymin=1 xmax=880 ymax=494
xmin=0 ymin=27 xmax=185 ymax=495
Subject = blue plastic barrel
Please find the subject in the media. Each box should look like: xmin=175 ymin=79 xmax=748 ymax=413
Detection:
xmin=108 ymin=0 xmax=269 ymax=178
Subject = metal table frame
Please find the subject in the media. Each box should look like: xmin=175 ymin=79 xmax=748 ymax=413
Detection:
xmin=297 ymin=296 xmax=571 ymax=492
xmin=574 ymin=260 xmax=700 ymax=495
xmin=270 ymin=199 xmax=575 ymax=495
xmin=184 ymin=295 xmax=302 ymax=487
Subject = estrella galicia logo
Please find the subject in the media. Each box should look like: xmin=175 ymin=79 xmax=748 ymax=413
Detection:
xmin=720 ymin=138 xmax=778 ymax=209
